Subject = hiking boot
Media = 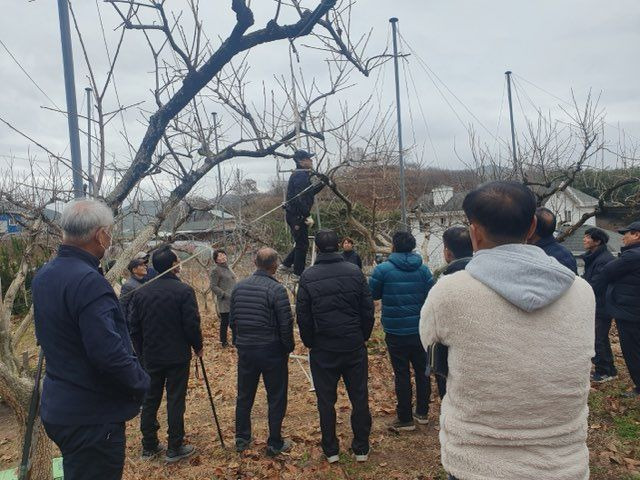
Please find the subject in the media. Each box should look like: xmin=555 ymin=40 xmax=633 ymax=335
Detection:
xmin=621 ymin=390 xmax=640 ymax=399
xmin=141 ymin=443 xmax=165 ymax=460
xmin=388 ymin=419 xmax=416 ymax=432
xmin=413 ymin=410 xmax=429 ymax=425
xmin=165 ymin=444 xmax=195 ymax=463
xmin=278 ymin=264 xmax=293 ymax=274
xmin=591 ymin=372 xmax=617 ymax=383
xmin=235 ymin=437 xmax=252 ymax=452
xmin=326 ymin=454 xmax=340 ymax=464
xmin=266 ymin=438 xmax=292 ymax=457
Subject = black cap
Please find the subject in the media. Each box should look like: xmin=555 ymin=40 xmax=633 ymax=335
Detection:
xmin=127 ymin=258 xmax=147 ymax=273
xmin=618 ymin=221 xmax=640 ymax=234
xmin=293 ymin=149 xmax=314 ymax=163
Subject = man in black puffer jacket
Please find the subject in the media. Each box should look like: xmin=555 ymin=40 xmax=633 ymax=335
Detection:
xmin=600 ymin=221 xmax=640 ymax=397
xmin=581 ymin=227 xmax=616 ymax=382
xmin=230 ymin=247 xmax=295 ymax=456
xmin=130 ymin=246 xmax=203 ymax=463
xmin=296 ymin=230 xmax=375 ymax=464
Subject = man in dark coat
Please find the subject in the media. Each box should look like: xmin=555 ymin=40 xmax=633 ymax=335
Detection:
xmin=33 ymin=199 xmax=149 ymax=480
xmin=530 ymin=207 xmax=577 ymax=273
xmin=581 ymin=227 xmax=617 ymax=382
xmin=369 ymin=231 xmax=434 ymax=432
xmin=280 ymin=150 xmax=325 ymax=276
xmin=130 ymin=246 xmax=203 ymax=462
xmin=296 ymin=230 xmax=375 ymax=463
xmin=230 ymin=247 xmax=295 ymax=456
xmin=600 ymin=221 xmax=640 ymax=397
xmin=342 ymin=237 xmax=363 ymax=269
xmin=428 ymin=226 xmax=474 ymax=399
xmin=119 ymin=257 xmax=148 ymax=330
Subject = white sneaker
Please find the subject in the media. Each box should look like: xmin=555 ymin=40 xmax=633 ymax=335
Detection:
xmin=326 ymin=454 xmax=340 ymax=464
xmin=355 ymin=452 xmax=369 ymax=462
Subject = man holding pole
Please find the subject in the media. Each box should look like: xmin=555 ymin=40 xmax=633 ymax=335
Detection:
xmin=279 ymin=150 xmax=325 ymax=277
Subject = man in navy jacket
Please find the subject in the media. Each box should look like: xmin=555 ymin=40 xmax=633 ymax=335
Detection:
xmin=33 ymin=199 xmax=149 ymax=480
xmin=531 ymin=207 xmax=578 ymax=273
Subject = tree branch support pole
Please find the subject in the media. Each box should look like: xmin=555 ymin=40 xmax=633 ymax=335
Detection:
xmin=86 ymin=87 xmax=93 ymax=196
xmin=390 ymin=18 xmax=407 ymax=231
xmin=505 ymin=70 xmax=518 ymax=165
xmin=57 ymin=0 xmax=84 ymax=198
xmin=212 ymin=112 xmax=226 ymax=248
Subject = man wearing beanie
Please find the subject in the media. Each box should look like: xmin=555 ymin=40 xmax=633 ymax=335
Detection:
xmin=296 ymin=230 xmax=375 ymax=463
xmin=280 ymin=150 xmax=325 ymax=277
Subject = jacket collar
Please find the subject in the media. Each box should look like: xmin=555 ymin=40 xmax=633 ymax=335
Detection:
xmin=443 ymin=257 xmax=471 ymax=275
xmin=157 ymin=271 xmax=180 ymax=282
xmin=254 ymin=269 xmax=279 ymax=282
xmin=315 ymin=252 xmax=344 ymax=264
xmin=535 ymin=235 xmax=557 ymax=248
xmin=58 ymin=244 xmax=100 ymax=271
xmin=621 ymin=243 xmax=640 ymax=253
xmin=582 ymin=244 xmax=608 ymax=262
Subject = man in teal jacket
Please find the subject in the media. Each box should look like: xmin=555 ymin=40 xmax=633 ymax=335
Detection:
xmin=369 ymin=231 xmax=434 ymax=431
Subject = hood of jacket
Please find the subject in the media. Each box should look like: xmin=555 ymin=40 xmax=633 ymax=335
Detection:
xmin=466 ymin=244 xmax=576 ymax=312
xmin=388 ymin=252 xmax=423 ymax=272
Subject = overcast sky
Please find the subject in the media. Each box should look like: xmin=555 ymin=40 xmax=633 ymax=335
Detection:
xmin=1 ymin=0 xmax=639 ymax=196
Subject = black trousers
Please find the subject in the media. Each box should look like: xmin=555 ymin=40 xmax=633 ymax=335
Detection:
xmin=617 ymin=320 xmax=640 ymax=392
xmin=236 ymin=345 xmax=288 ymax=449
xmin=140 ymin=361 xmax=190 ymax=450
xmin=219 ymin=312 xmax=230 ymax=345
xmin=310 ymin=347 xmax=371 ymax=457
xmin=593 ymin=315 xmax=617 ymax=377
xmin=282 ymin=218 xmax=309 ymax=275
xmin=385 ymin=333 xmax=430 ymax=422
xmin=43 ymin=421 xmax=126 ymax=480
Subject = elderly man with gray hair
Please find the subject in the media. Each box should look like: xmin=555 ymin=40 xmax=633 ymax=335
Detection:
xmin=33 ymin=199 xmax=149 ymax=480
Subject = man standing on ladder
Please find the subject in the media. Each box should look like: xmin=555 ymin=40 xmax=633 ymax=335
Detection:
xmin=279 ymin=150 xmax=325 ymax=278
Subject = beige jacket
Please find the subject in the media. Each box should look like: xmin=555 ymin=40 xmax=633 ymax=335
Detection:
xmin=420 ymin=244 xmax=595 ymax=480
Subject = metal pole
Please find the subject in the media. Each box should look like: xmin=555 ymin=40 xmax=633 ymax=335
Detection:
xmin=57 ymin=0 xmax=84 ymax=198
xmin=212 ymin=113 xmax=226 ymax=248
xmin=390 ymin=18 xmax=407 ymax=231
xmin=85 ymin=87 xmax=92 ymax=196
xmin=505 ymin=71 xmax=518 ymax=165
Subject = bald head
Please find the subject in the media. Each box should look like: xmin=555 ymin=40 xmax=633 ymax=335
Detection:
xmin=255 ymin=247 xmax=279 ymax=274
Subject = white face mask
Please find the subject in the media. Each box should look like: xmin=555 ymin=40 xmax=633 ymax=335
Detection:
xmin=97 ymin=228 xmax=113 ymax=259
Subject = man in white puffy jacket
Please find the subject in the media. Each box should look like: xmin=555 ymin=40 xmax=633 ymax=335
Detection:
xmin=419 ymin=181 xmax=595 ymax=480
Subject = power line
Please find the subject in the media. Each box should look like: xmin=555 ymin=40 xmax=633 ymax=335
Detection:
xmin=0 ymin=38 xmax=61 ymax=110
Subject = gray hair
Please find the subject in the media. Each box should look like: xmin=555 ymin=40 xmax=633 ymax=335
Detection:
xmin=255 ymin=247 xmax=279 ymax=270
xmin=60 ymin=199 xmax=114 ymax=243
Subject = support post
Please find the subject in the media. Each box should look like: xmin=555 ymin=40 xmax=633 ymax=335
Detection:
xmin=390 ymin=18 xmax=408 ymax=231
xmin=85 ymin=87 xmax=93 ymax=196
xmin=57 ymin=0 xmax=84 ymax=198
xmin=212 ymin=113 xmax=226 ymax=248
xmin=505 ymin=71 xmax=518 ymax=165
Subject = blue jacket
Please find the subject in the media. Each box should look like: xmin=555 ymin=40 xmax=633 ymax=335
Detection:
xmin=33 ymin=245 xmax=150 ymax=425
xmin=369 ymin=252 xmax=434 ymax=335
xmin=535 ymin=236 xmax=577 ymax=273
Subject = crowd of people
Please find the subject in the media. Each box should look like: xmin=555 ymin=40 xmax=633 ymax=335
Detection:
xmin=30 ymin=175 xmax=640 ymax=480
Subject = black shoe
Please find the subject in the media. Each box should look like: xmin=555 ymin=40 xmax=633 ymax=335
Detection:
xmin=413 ymin=410 xmax=429 ymax=425
xmin=266 ymin=438 xmax=292 ymax=457
xmin=388 ymin=419 xmax=416 ymax=432
xmin=141 ymin=443 xmax=165 ymax=460
xmin=235 ymin=437 xmax=252 ymax=452
xmin=165 ymin=444 xmax=195 ymax=463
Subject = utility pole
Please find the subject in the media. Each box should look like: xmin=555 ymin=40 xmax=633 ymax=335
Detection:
xmin=505 ymin=71 xmax=518 ymax=165
xmin=212 ymin=113 xmax=226 ymax=248
xmin=390 ymin=17 xmax=408 ymax=231
xmin=57 ymin=0 xmax=84 ymax=198
xmin=85 ymin=87 xmax=93 ymax=196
